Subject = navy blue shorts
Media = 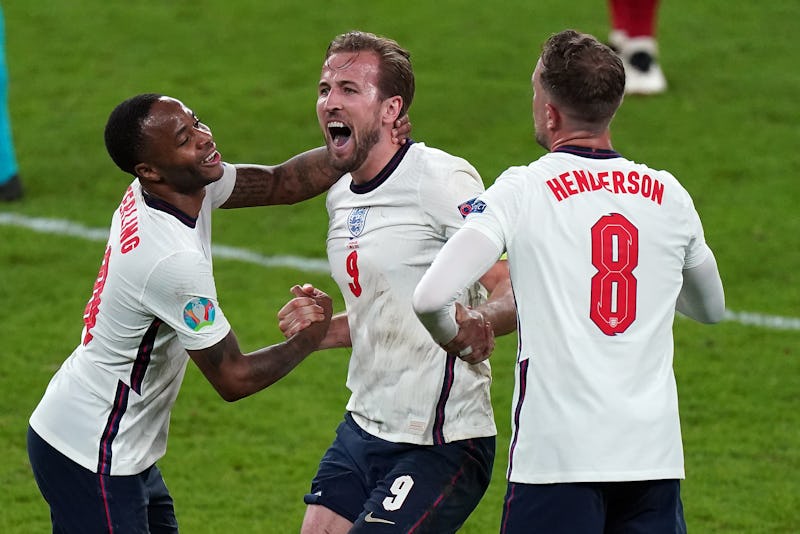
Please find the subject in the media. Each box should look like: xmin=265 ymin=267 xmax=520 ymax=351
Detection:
xmin=27 ymin=426 xmax=178 ymax=534
xmin=304 ymin=413 xmax=495 ymax=533
xmin=500 ymin=479 xmax=686 ymax=534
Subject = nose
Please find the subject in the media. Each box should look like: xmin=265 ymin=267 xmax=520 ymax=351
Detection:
xmin=195 ymin=125 xmax=213 ymax=146
xmin=322 ymin=89 xmax=342 ymax=112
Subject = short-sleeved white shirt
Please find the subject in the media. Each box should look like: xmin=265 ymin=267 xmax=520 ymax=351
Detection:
xmin=29 ymin=164 xmax=236 ymax=476
xmin=463 ymin=147 xmax=711 ymax=483
xmin=327 ymin=142 xmax=497 ymax=445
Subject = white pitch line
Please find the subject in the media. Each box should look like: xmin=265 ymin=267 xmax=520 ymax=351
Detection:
xmin=2 ymin=212 xmax=799 ymax=331
xmin=0 ymin=212 xmax=330 ymax=274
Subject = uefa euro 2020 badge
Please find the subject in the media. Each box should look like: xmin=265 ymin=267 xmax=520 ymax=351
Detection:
xmin=183 ymin=297 xmax=216 ymax=331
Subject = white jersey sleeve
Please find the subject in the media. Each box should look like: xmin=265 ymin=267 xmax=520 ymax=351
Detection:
xmin=413 ymin=228 xmax=503 ymax=343
xmin=206 ymin=162 xmax=237 ymax=208
xmin=143 ymin=251 xmax=230 ymax=350
xmin=419 ymin=167 xmax=485 ymax=239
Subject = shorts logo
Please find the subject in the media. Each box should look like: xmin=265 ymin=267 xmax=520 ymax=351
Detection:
xmin=183 ymin=297 xmax=216 ymax=331
xmin=458 ymin=198 xmax=486 ymax=218
xmin=364 ymin=512 xmax=396 ymax=525
xmin=348 ymin=207 xmax=370 ymax=237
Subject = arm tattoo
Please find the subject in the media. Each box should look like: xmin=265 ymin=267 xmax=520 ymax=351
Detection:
xmin=222 ymin=148 xmax=342 ymax=208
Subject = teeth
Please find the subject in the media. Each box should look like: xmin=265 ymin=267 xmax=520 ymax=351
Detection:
xmin=328 ymin=121 xmax=344 ymax=128
xmin=203 ymin=152 xmax=216 ymax=163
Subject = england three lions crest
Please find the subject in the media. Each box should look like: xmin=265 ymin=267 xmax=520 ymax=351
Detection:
xmin=348 ymin=207 xmax=370 ymax=237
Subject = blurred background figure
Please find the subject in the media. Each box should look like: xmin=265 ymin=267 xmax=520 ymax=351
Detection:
xmin=0 ymin=5 xmax=22 ymax=201
xmin=608 ymin=0 xmax=667 ymax=95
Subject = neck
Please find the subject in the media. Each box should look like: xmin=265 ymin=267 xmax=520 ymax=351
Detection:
xmin=548 ymin=129 xmax=613 ymax=153
xmin=140 ymin=183 xmax=206 ymax=219
xmin=350 ymin=138 xmax=402 ymax=185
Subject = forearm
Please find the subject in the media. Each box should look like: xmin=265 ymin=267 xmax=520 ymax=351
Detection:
xmin=475 ymin=278 xmax=517 ymax=337
xmin=676 ymin=252 xmax=725 ymax=323
xmin=414 ymin=228 xmax=503 ymax=343
xmin=318 ymin=313 xmax=352 ymax=350
xmin=221 ymin=147 xmax=341 ymax=208
xmin=234 ymin=334 xmax=320 ymax=397
xmin=191 ymin=329 xmax=321 ymax=402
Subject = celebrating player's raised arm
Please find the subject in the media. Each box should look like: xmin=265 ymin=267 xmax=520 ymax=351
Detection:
xmin=221 ymin=117 xmax=411 ymax=208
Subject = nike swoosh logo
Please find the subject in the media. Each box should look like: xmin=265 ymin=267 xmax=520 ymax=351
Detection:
xmin=364 ymin=512 xmax=396 ymax=525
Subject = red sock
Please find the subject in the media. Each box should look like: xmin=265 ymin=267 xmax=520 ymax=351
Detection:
xmin=608 ymin=0 xmax=660 ymax=37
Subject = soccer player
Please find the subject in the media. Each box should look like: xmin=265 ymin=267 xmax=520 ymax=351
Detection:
xmin=0 ymin=5 xmax=22 ymax=200
xmin=276 ymin=31 xmax=514 ymax=533
xmin=413 ymin=30 xmax=725 ymax=533
xmin=26 ymin=93 xmax=410 ymax=533
xmin=607 ymin=0 xmax=668 ymax=94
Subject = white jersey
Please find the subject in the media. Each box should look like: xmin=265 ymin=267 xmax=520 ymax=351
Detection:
xmin=327 ymin=142 xmax=496 ymax=445
xmin=462 ymin=147 xmax=712 ymax=483
xmin=29 ymin=164 xmax=236 ymax=476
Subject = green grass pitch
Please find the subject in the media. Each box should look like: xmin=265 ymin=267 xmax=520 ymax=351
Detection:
xmin=1 ymin=1 xmax=798 ymax=532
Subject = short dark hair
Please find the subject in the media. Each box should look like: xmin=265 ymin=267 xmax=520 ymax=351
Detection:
xmin=539 ymin=30 xmax=625 ymax=124
xmin=104 ymin=93 xmax=163 ymax=177
xmin=325 ymin=31 xmax=415 ymax=118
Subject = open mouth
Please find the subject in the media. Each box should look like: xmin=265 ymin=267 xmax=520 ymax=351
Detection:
xmin=327 ymin=121 xmax=352 ymax=148
xmin=202 ymin=150 xmax=220 ymax=165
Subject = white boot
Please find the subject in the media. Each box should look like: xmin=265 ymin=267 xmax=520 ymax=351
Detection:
xmin=619 ymin=36 xmax=667 ymax=95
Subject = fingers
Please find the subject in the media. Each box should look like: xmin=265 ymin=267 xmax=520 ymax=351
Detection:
xmin=290 ymin=283 xmax=317 ymax=298
xmin=391 ymin=115 xmax=412 ymax=145
xmin=458 ymin=323 xmax=494 ymax=364
xmin=278 ymin=285 xmax=327 ymax=338
xmin=442 ymin=305 xmax=495 ymax=364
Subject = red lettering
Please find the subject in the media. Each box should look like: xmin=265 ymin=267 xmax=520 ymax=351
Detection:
xmin=546 ymin=168 xmax=663 ymax=205
xmin=612 ymin=171 xmax=626 ymax=194
xmin=600 ymin=172 xmax=611 ymax=192
xmin=641 ymin=174 xmax=652 ymax=198
xmin=572 ymin=170 xmax=591 ymax=193
xmin=346 ymin=250 xmax=362 ymax=297
xmin=559 ymin=172 xmax=578 ymax=196
xmin=118 ymin=186 xmax=140 ymax=254
xmin=119 ymin=187 xmax=136 ymax=215
xmin=592 ymin=172 xmax=605 ymax=191
xmin=650 ymin=177 xmax=664 ymax=205
xmin=546 ymin=178 xmax=569 ymax=201
xmin=627 ymin=171 xmax=640 ymax=194
xmin=121 ymin=236 xmax=140 ymax=254
xmin=83 ymin=246 xmax=112 ymax=345
xmin=119 ymin=221 xmax=138 ymax=245
xmin=590 ymin=214 xmax=638 ymax=335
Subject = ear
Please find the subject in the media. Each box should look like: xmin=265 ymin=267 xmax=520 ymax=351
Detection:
xmin=545 ymin=103 xmax=561 ymax=131
xmin=382 ymin=95 xmax=403 ymax=125
xmin=134 ymin=162 xmax=161 ymax=184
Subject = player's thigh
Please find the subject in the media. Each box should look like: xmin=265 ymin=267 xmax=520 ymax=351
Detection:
xmin=352 ymin=436 xmax=495 ymax=534
xmin=143 ymin=465 xmax=178 ymax=534
xmin=27 ymin=427 xmax=176 ymax=534
xmin=606 ymin=479 xmax=682 ymax=534
xmin=302 ymin=416 xmax=372 ymax=523
xmin=500 ymin=481 xmax=604 ymax=534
